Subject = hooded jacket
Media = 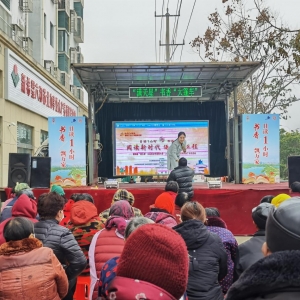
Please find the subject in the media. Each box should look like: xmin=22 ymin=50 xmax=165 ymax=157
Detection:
xmin=174 ymin=219 xmax=228 ymax=300
xmin=227 ymin=250 xmax=300 ymax=300
xmin=0 ymin=194 xmax=38 ymax=245
xmin=235 ymin=230 xmax=265 ymax=280
xmin=0 ymin=238 xmax=68 ymax=300
xmin=206 ymin=216 xmax=238 ymax=294
xmin=144 ymin=211 xmax=177 ymax=228
xmin=66 ymin=200 xmax=104 ymax=274
xmin=60 ymin=199 xmax=75 ymax=226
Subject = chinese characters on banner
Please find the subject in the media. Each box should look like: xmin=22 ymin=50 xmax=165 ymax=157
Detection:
xmin=242 ymin=114 xmax=280 ymax=184
xmin=48 ymin=117 xmax=86 ymax=187
xmin=113 ymin=121 xmax=210 ymax=176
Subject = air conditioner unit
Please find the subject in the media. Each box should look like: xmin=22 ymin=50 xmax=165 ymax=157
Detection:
xmin=44 ymin=60 xmax=55 ymax=75
xmin=54 ymin=67 xmax=61 ymax=82
xmin=19 ymin=0 xmax=33 ymax=13
xmin=70 ymin=85 xmax=78 ymax=96
xmin=70 ymin=10 xmax=78 ymax=33
xmin=22 ymin=37 xmax=33 ymax=56
xmin=11 ymin=24 xmax=23 ymax=48
xmin=70 ymin=47 xmax=77 ymax=64
xmin=60 ymin=72 xmax=70 ymax=91
xmin=77 ymin=52 xmax=84 ymax=63
xmin=77 ymin=88 xmax=84 ymax=101
xmin=11 ymin=23 xmax=23 ymax=32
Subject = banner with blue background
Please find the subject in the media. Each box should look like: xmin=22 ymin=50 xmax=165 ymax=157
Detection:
xmin=242 ymin=114 xmax=280 ymax=184
xmin=48 ymin=117 xmax=86 ymax=187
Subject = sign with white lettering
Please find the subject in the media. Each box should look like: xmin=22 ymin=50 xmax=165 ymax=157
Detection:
xmin=5 ymin=49 xmax=78 ymax=117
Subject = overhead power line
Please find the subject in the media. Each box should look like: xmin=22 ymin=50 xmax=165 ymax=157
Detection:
xmin=159 ymin=0 xmax=165 ymax=62
xmin=155 ymin=0 xmax=157 ymax=62
xmin=180 ymin=0 xmax=196 ymax=62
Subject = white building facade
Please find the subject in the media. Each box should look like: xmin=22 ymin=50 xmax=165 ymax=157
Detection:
xmin=0 ymin=0 xmax=87 ymax=188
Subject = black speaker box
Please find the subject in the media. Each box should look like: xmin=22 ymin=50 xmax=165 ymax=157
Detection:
xmin=30 ymin=157 xmax=51 ymax=188
xmin=288 ymin=156 xmax=300 ymax=187
xmin=8 ymin=153 xmax=31 ymax=188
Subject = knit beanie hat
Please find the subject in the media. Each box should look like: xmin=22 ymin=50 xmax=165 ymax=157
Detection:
xmin=50 ymin=185 xmax=65 ymax=196
xmin=113 ymin=189 xmax=135 ymax=205
xmin=252 ymin=203 xmax=274 ymax=230
xmin=117 ymin=223 xmax=188 ymax=299
xmin=266 ymin=198 xmax=300 ymax=252
xmin=154 ymin=192 xmax=175 ymax=214
xmin=271 ymin=193 xmax=290 ymax=207
xmin=15 ymin=182 xmax=31 ymax=193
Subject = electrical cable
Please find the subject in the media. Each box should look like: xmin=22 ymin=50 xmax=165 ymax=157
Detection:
xmin=180 ymin=0 xmax=196 ymax=62
xmin=155 ymin=0 xmax=157 ymax=62
xmin=159 ymin=0 xmax=165 ymax=62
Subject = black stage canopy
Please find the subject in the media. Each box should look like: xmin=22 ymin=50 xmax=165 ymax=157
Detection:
xmin=72 ymin=62 xmax=261 ymax=179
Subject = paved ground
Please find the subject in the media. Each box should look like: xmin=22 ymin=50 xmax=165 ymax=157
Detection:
xmin=235 ymin=236 xmax=251 ymax=245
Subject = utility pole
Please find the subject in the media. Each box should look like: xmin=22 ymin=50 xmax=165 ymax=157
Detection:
xmin=155 ymin=8 xmax=184 ymax=63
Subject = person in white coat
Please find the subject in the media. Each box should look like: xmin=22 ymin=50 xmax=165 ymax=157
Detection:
xmin=167 ymin=132 xmax=187 ymax=170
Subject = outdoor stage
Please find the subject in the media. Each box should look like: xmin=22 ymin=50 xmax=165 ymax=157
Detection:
xmin=5 ymin=182 xmax=289 ymax=235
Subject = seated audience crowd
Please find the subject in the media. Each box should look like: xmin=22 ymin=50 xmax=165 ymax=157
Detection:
xmin=1 ymin=180 xmax=300 ymax=300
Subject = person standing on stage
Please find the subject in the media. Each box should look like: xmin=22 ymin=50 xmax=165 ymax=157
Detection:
xmin=167 ymin=131 xmax=187 ymax=171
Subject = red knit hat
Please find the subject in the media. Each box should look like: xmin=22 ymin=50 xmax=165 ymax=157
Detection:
xmin=117 ymin=223 xmax=188 ymax=299
xmin=154 ymin=192 xmax=175 ymax=214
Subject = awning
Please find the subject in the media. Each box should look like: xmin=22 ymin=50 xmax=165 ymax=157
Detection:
xmin=72 ymin=61 xmax=261 ymax=102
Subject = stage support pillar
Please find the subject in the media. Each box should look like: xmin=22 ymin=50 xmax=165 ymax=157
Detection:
xmin=233 ymin=86 xmax=240 ymax=183
xmin=87 ymin=86 xmax=95 ymax=185
xmin=225 ymin=95 xmax=232 ymax=181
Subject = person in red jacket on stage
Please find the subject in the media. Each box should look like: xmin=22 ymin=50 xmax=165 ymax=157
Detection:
xmin=66 ymin=194 xmax=104 ymax=275
xmin=88 ymin=200 xmax=134 ymax=300
xmin=0 ymin=194 xmax=38 ymax=245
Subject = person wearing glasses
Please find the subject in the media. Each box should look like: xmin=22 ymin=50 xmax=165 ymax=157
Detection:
xmin=0 ymin=217 xmax=68 ymax=299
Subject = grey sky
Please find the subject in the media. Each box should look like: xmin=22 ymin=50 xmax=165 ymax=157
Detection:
xmin=82 ymin=0 xmax=300 ymax=129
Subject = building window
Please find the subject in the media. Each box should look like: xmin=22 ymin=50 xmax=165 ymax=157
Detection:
xmin=58 ymin=30 xmax=69 ymax=52
xmin=40 ymin=130 xmax=48 ymax=145
xmin=58 ymin=53 xmax=69 ymax=73
xmin=44 ymin=14 xmax=47 ymax=39
xmin=17 ymin=123 xmax=34 ymax=154
xmin=0 ymin=0 xmax=10 ymax=10
xmin=58 ymin=11 xmax=70 ymax=31
xmin=74 ymin=2 xmax=83 ymax=18
xmin=50 ymin=22 xmax=54 ymax=46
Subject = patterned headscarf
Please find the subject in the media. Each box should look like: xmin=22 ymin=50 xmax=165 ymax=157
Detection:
xmin=109 ymin=200 xmax=134 ymax=219
xmin=106 ymin=200 xmax=134 ymax=236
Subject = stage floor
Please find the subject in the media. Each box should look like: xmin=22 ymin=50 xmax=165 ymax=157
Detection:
xmin=5 ymin=182 xmax=290 ymax=235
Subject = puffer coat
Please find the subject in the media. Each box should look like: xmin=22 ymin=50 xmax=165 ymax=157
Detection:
xmin=34 ymin=219 xmax=87 ymax=280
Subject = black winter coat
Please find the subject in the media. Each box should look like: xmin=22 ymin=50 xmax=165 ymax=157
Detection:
xmin=174 ymin=219 xmax=228 ymax=300
xmin=167 ymin=165 xmax=194 ymax=198
xmin=235 ymin=230 xmax=265 ymax=279
xmin=34 ymin=219 xmax=87 ymax=280
xmin=227 ymin=250 xmax=300 ymax=300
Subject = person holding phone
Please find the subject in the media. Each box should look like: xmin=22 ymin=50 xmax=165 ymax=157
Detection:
xmin=167 ymin=131 xmax=187 ymax=170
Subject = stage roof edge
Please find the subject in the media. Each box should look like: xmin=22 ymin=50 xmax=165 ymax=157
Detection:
xmin=72 ymin=61 xmax=262 ymax=102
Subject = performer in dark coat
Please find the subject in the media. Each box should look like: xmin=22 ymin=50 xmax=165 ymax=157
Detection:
xmin=167 ymin=157 xmax=194 ymax=198
xmin=227 ymin=198 xmax=300 ymax=300
xmin=174 ymin=201 xmax=227 ymax=300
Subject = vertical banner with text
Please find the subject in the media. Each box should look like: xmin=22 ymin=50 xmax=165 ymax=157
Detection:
xmin=48 ymin=117 xmax=86 ymax=187
xmin=242 ymin=114 xmax=280 ymax=184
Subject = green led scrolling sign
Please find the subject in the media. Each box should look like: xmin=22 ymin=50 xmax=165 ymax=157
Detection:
xmin=129 ymin=86 xmax=202 ymax=98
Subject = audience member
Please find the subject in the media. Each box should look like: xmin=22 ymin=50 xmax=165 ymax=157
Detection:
xmin=290 ymin=181 xmax=300 ymax=197
xmin=0 ymin=194 xmax=38 ymax=245
xmin=164 ymin=180 xmax=179 ymax=200
xmin=235 ymin=202 xmax=274 ymax=279
xmin=226 ymin=199 xmax=300 ymax=299
xmin=89 ymin=200 xmax=133 ymax=300
xmin=174 ymin=201 xmax=227 ymax=300
xmin=1 ymin=184 xmax=35 ymax=223
xmin=205 ymin=207 xmax=238 ymax=294
xmin=50 ymin=184 xmax=65 ymax=196
xmin=167 ymin=157 xmax=195 ymax=198
xmin=145 ymin=193 xmax=177 ymax=228
xmin=271 ymin=193 xmax=290 ymax=207
xmin=99 ymin=189 xmax=142 ymax=224
xmin=260 ymin=195 xmax=274 ymax=204
xmin=174 ymin=192 xmax=189 ymax=223
xmin=34 ymin=192 xmax=87 ymax=300
xmin=0 ymin=217 xmax=68 ymax=300
xmin=107 ymin=223 xmax=189 ymax=300
xmin=98 ymin=217 xmax=154 ymax=298
xmin=1 ymin=187 xmax=16 ymax=212
xmin=66 ymin=194 xmax=104 ymax=275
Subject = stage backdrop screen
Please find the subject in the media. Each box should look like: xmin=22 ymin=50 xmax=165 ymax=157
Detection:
xmin=113 ymin=121 xmax=210 ymax=176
